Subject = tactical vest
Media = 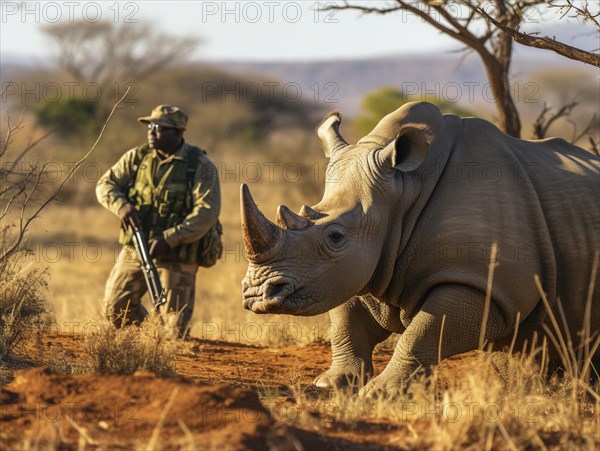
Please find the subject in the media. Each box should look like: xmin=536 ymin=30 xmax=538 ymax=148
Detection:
xmin=119 ymin=143 xmax=222 ymax=266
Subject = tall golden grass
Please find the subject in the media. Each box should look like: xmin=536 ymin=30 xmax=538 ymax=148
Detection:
xmin=263 ymin=255 xmax=600 ymax=449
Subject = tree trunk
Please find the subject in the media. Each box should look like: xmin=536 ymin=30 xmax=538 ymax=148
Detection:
xmin=482 ymin=58 xmax=522 ymax=138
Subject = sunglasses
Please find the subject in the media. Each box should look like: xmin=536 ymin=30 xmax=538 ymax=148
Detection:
xmin=147 ymin=123 xmax=176 ymax=133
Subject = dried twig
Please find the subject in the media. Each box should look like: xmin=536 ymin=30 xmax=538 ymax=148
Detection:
xmin=147 ymin=387 xmax=180 ymax=451
xmin=0 ymin=87 xmax=131 ymax=262
xmin=548 ymin=0 xmax=600 ymax=30
xmin=533 ymin=101 xmax=578 ymax=139
xmin=473 ymin=2 xmax=600 ymax=67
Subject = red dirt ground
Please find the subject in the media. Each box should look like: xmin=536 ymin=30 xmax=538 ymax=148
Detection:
xmin=0 ymin=333 xmax=506 ymax=450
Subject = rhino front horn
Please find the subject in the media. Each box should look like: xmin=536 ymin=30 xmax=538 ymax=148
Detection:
xmin=241 ymin=183 xmax=283 ymax=261
xmin=317 ymin=111 xmax=348 ymax=157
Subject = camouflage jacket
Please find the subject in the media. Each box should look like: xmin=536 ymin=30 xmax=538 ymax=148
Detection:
xmin=96 ymin=141 xmax=221 ymax=249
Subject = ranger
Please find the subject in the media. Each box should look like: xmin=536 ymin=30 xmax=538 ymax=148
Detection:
xmin=96 ymin=105 xmax=221 ymax=336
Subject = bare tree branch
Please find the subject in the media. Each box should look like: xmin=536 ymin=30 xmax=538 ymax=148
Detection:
xmin=548 ymin=0 xmax=600 ymax=30
xmin=572 ymin=113 xmax=598 ymax=144
xmin=0 ymin=165 xmax=37 ymax=220
xmin=532 ymin=99 xmax=598 ymax=153
xmin=474 ymin=3 xmax=600 ymax=67
xmin=326 ymin=1 xmax=596 ymax=139
xmin=587 ymin=135 xmax=599 ymax=155
xmin=7 ymin=130 xmax=54 ymax=173
xmin=324 ymin=0 xmax=526 ymax=137
xmin=0 ymin=88 xmax=132 ymax=262
xmin=0 ymin=109 xmax=25 ymax=159
xmin=326 ymin=2 xmax=487 ymax=52
xmin=533 ymin=100 xmax=578 ymax=139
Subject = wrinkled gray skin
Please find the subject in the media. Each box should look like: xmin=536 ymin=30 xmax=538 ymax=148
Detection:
xmin=241 ymin=102 xmax=600 ymax=396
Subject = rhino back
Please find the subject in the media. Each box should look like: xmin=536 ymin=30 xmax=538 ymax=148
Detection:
xmin=388 ymin=117 xmax=599 ymax=337
xmin=507 ymin=129 xmax=600 ymax=337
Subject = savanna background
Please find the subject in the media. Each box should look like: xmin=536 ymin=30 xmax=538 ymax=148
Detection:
xmin=1 ymin=1 xmax=599 ymax=449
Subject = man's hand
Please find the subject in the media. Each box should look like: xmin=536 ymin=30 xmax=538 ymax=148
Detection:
xmin=148 ymin=235 xmax=170 ymax=259
xmin=118 ymin=203 xmax=142 ymax=231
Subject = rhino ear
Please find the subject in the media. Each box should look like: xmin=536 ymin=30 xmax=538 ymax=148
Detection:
xmin=378 ymin=124 xmax=433 ymax=173
xmin=318 ymin=111 xmax=348 ymax=158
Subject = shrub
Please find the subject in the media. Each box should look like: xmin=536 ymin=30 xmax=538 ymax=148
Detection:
xmin=36 ymin=97 xmax=98 ymax=136
xmin=0 ymin=227 xmax=52 ymax=361
xmin=83 ymin=314 xmax=180 ymax=376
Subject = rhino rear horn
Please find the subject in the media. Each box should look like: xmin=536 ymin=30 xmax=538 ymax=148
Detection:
xmin=276 ymin=205 xmax=310 ymax=230
xmin=317 ymin=111 xmax=348 ymax=157
xmin=240 ymin=184 xmax=283 ymax=260
xmin=299 ymin=205 xmax=326 ymax=220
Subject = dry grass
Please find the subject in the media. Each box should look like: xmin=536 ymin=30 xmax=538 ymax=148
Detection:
xmin=82 ymin=313 xmax=180 ymax=376
xmin=46 ymin=313 xmax=182 ymax=377
xmin=260 ymin=248 xmax=600 ymax=449
xmin=0 ymin=229 xmax=52 ymax=361
xmin=267 ymin=345 xmax=599 ymax=450
xmin=265 ymin=254 xmax=600 ymax=450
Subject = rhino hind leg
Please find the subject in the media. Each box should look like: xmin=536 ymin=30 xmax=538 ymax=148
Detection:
xmin=361 ymin=284 xmax=508 ymax=398
xmin=314 ymin=295 xmax=396 ymax=389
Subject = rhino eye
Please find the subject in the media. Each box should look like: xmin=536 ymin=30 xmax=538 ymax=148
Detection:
xmin=328 ymin=230 xmax=345 ymax=245
xmin=323 ymin=226 xmax=349 ymax=254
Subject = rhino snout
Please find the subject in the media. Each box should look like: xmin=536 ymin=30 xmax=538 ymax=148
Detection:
xmin=242 ymin=276 xmax=296 ymax=313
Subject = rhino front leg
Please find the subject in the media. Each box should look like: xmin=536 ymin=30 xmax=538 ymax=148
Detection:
xmin=315 ymin=295 xmax=397 ymax=389
xmin=361 ymin=284 xmax=508 ymax=397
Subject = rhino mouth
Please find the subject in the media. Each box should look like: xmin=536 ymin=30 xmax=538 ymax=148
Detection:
xmin=242 ymin=276 xmax=304 ymax=314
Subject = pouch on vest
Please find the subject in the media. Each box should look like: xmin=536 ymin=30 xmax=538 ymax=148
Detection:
xmin=196 ymin=219 xmax=223 ymax=267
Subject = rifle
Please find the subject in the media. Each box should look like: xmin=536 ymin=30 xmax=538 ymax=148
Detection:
xmin=131 ymin=229 xmax=168 ymax=310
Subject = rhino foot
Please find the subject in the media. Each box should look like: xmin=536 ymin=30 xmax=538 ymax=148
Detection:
xmin=313 ymin=365 xmax=372 ymax=389
xmin=358 ymin=365 xmax=419 ymax=400
xmin=358 ymin=374 xmax=403 ymax=400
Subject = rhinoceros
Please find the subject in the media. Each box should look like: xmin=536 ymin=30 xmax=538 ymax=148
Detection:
xmin=240 ymin=101 xmax=599 ymax=395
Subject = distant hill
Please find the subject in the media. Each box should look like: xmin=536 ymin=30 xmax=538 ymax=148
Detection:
xmin=206 ymin=47 xmax=597 ymax=116
xmin=203 ymin=22 xmax=598 ymax=115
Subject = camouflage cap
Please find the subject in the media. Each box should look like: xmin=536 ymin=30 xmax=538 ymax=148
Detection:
xmin=137 ymin=105 xmax=188 ymax=130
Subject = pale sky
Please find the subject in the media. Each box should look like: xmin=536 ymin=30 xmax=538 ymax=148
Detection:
xmin=0 ymin=0 xmax=577 ymax=63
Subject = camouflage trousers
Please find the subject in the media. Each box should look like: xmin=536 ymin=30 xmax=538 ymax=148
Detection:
xmin=103 ymin=246 xmax=198 ymax=336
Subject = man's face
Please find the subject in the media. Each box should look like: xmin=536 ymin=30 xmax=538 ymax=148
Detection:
xmin=147 ymin=123 xmax=182 ymax=152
